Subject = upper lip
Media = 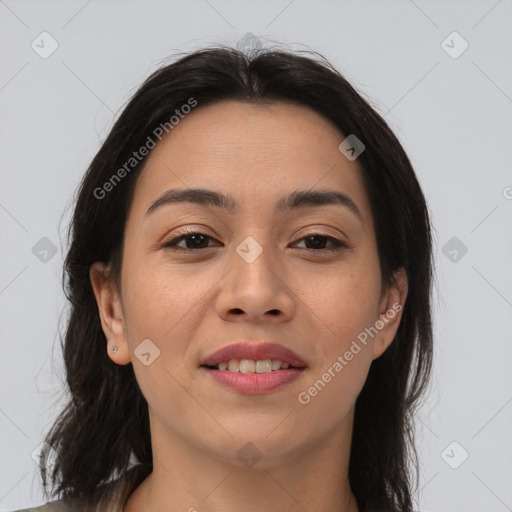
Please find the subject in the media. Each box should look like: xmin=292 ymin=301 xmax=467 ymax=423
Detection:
xmin=201 ymin=342 xmax=307 ymax=368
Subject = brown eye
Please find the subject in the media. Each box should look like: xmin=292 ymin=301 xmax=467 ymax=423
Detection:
xmin=293 ymin=234 xmax=348 ymax=252
xmin=161 ymin=232 xmax=348 ymax=254
xmin=163 ymin=232 xmax=219 ymax=251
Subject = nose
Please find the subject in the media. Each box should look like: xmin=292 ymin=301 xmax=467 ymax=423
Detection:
xmin=215 ymin=239 xmax=296 ymax=324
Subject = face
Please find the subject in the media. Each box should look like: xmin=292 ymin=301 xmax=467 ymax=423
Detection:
xmin=91 ymin=100 xmax=407 ymax=470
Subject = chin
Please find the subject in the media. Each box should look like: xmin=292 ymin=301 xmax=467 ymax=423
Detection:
xmin=206 ymin=431 xmax=307 ymax=470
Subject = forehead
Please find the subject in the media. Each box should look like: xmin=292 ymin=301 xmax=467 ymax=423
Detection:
xmin=129 ymin=100 xmax=372 ymax=225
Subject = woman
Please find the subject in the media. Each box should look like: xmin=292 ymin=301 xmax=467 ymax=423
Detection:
xmin=12 ymin=45 xmax=434 ymax=512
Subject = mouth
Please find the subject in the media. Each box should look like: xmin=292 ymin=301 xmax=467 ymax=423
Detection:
xmin=200 ymin=341 xmax=307 ymax=370
xmin=202 ymin=359 xmax=306 ymax=372
xmin=199 ymin=342 xmax=307 ymax=394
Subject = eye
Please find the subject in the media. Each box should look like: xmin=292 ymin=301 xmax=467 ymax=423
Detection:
xmin=292 ymin=234 xmax=349 ymax=252
xmin=161 ymin=232 xmax=349 ymax=253
xmin=162 ymin=232 xmax=220 ymax=252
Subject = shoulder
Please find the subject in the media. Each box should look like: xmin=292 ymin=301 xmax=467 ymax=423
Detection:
xmin=9 ymin=464 xmax=151 ymax=512
xmin=8 ymin=500 xmax=72 ymax=512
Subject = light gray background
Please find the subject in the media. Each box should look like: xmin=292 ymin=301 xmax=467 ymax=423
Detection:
xmin=1 ymin=1 xmax=511 ymax=511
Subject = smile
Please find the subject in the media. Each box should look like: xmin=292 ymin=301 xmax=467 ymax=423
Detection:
xmin=200 ymin=364 xmax=306 ymax=394
xmin=204 ymin=358 xmax=302 ymax=373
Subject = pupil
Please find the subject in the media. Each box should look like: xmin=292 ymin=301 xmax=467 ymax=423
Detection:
xmin=184 ymin=235 xmax=328 ymax=250
xmin=187 ymin=234 xmax=208 ymax=248
xmin=306 ymin=235 xmax=326 ymax=249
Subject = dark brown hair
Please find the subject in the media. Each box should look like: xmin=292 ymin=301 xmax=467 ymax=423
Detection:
xmin=40 ymin=44 xmax=434 ymax=512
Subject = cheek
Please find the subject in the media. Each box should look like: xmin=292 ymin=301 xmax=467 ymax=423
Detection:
xmin=119 ymin=264 xmax=206 ymax=410
xmin=300 ymin=259 xmax=382 ymax=348
xmin=303 ymin=294 xmax=375 ymax=399
xmin=295 ymin=351 xmax=371 ymax=432
xmin=296 ymin=271 xmax=379 ymax=418
xmin=120 ymin=255 xmax=206 ymax=349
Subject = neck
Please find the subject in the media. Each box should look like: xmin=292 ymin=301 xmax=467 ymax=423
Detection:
xmin=124 ymin=409 xmax=359 ymax=512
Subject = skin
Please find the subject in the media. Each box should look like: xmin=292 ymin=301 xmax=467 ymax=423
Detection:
xmin=90 ymin=100 xmax=408 ymax=512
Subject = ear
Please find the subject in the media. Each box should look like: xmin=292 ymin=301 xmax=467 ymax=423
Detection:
xmin=89 ymin=262 xmax=131 ymax=365
xmin=372 ymin=267 xmax=408 ymax=360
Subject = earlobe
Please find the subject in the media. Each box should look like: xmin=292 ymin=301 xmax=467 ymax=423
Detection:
xmin=372 ymin=268 xmax=408 ymax=360
xmin=89 ymin=262 xmax=131 ymax=365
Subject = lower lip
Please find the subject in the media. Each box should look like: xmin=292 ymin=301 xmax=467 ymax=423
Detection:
xmin=201 ymin=367 xmax=305 ymax=394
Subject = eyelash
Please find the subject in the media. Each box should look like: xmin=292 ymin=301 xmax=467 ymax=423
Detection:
xmin=161 ymin=231 xmax=350 ymax=254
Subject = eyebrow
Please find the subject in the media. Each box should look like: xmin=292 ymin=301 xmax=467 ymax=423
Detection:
xmin=145 ymin=187 xmax=362 ymax=221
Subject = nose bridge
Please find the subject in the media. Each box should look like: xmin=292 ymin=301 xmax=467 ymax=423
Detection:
xmin=216 ymin=234 xmax=295 ymax=320
xmin=235 ymin=236 xmax=276 ymax=287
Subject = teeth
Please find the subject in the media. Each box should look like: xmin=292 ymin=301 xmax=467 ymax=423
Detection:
xmin=271 ymin=360 xmax=281 ymax=371
xmin=227 ymin=359 xmax=240 ymax=372
xmin=255 ymin=360 xmax=271 ymax=373
xmin=213 ymin=358 xmax=297 ymax=373
xmin=240 ymin=359 xmax=255 ymax=373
